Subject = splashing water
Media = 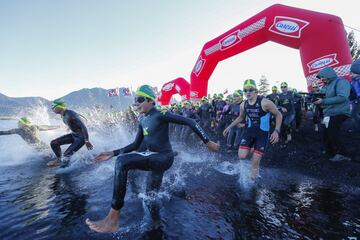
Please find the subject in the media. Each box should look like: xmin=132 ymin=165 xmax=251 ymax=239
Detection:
xmin=1 ymin=108 xmax=360 ymax=239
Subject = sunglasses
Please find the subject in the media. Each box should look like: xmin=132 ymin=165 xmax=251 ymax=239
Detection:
xmin=134 ymin=96 xmax=147 ymax=103
xmin=281 ymin=86 xmax=287 ymax=88
xmin=243 ymin=88 xmax=255 ymax=93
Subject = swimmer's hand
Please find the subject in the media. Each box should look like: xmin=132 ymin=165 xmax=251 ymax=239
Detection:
xmin=270 ymin=130 xmax=279 ymax=144
xmin=94 ymin=151 xmax=114 ymax=163
xmin=85 ymin=141 xmax=93 ymax=150
xmin=223 ymin=127 xmax=230 ymax=136
xmin=207 ymin=141 xmax=220 ymax=152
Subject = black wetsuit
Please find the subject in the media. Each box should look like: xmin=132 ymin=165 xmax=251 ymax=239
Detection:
xmin=293 ymin=93 xmax=304 ymax=130
xmin=50 ymin=110 xmax=89 ymax=158
xmin=227 ymin=102 xmax=243 ymax=149
xmin=266 ymin=93 xmax=279 ymax=105
xmin=240 ymin=96 xmax=270 ymax=155
xmin=111 ymin=107 xmax=209 ymax=210
xmin=199 ymin=102 xmax=212 ymax=130
xmin=278 ymin=92 xmax=295 ymax=138
xmin=308 ymin=90 xmax=323 ymax=124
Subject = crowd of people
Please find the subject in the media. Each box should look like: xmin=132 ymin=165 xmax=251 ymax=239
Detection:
xmin=1 ymin=60 xmax=359 ymax=234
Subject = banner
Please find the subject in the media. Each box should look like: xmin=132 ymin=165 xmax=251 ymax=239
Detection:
xmin=119 ymin=87 xmax=132 ymax=96
xmin=107 ymin=88 xmax=119 ymax=97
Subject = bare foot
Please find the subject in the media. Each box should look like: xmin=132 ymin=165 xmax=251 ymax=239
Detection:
xmin=86 ymin=209 xmax=119 ymax=233
xmin=47 ymin=159 xmax=61 ymax=167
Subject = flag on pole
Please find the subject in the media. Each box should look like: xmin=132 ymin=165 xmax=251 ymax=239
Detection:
xmin=119 ymin=87 xmax=132 ymax=96
xmin=223 ymin=88 xmax=228 ymax=94
xmin=107 ymin=88 xmax=119 ymax=97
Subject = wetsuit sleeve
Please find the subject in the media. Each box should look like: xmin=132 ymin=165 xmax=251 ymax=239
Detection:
xmin=113 ymin=125 xmax=144 ymax=156
xmin=37 ymin=125 xmax=59 ymax=131
xmin=192 ymin=111 xmax=201 ymax=122
xmin=0 ymin=129 xmax=19 ymax=135
xmin=161 ymin=112 xmax=209 ymax=144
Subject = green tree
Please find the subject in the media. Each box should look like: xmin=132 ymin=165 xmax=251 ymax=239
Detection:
xmin=257 ymin=75 xmax=270 ymax=96
xmin=348 ymin=31 xmax=360 ymax=61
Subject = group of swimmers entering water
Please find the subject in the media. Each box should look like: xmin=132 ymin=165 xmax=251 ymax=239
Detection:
xmin=0 ymin=80 xmax=282 ymax=233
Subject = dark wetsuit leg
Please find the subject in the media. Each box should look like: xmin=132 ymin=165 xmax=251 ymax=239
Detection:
xmin=111 ymin=152 xmax=174 ymax=210
xmin=234 ymin=127 xmax=243 ymax=148
xmin=145 ymin=171 xmax=165 ymax=220
xmin=50 ymin=134 xmax=74 ymax=158
xmin=227 ymin=126 xmax=236 ymax=147
xmin=281 ymin=113 xmax=295 ymax=139
xmin=63 ymin=134 xmax=85 ymax=157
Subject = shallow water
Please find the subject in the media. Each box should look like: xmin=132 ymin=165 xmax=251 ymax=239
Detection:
xmin=0 ymin=120 xmax=359 ymax=239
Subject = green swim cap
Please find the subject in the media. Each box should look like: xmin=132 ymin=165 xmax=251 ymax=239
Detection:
xmin=280 ymin=82 xmax=288 ymax=87
xmin=184 ymin=100 xmax=192 ymax=106
xmin=218 ymin=93 xmax=224 ymax=99
xmin=233 ymin=89 xmax=243 ymax=97
xmin=201 ymin=96 xmax=208 ymax=101
xmin=18 ymin=117 xmax=31 ymax=126
xmin=243 ymin=79 xmax=257 ymax=89
xmin=135 ymin=85 xmax=156 ymax=100
xmin=226 ymin=94 xmax=233 ymax=100
xmin=272 ymin=86 xmax=278 ymax=91
xmin=52 ymin=99 xmax=66 ymax=109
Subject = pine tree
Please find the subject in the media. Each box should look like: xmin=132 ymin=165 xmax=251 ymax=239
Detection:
xmin=348 ymin=31 xmax=360 ymax=61
xmin=257 ymin=75 xmax=270 ymax=96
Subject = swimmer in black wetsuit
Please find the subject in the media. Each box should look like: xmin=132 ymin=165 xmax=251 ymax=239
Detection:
xmin=86 ymin=85 xmax=219 ymax=233
xmin=0 ymin=117 xmax=59 ymax=151
xmin=278 ymin=82 xmax=296 ymax=142
xmin=47 ymin=99 xmax=93 ymax=167
xmin=224 ymin=79 xmax=282 ymax=180
xmin=266 ymin=86 xmax=280 ymax=106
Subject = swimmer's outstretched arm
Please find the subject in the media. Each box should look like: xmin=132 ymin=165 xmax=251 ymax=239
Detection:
xmin=0 ymin=129 xmax=20 ymax=136
xmin=0 ymin=117 xmax=17 ymax=120
xmin=37 ymin=125 xmax=61 ymax=131
xmin=94 ymin=125 xmax=144 ymax=163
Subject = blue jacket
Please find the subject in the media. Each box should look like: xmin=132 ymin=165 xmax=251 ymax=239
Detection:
xmin=351 ymin=76 xmax=360 ymax=99
xmin=318 ymin=67 xmax=351 ymax=117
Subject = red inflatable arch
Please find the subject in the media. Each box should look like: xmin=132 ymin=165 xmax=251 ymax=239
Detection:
xmin=189 ymin=3 xmax=352 ymax=99
xmin=157 ymin=78 xmax=190 ymax=105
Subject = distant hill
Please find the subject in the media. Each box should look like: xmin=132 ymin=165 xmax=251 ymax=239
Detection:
xmin=0 ymin=88 xmax=133 ymax=116
xmin=59 ymin=87 xmax=133 ymax=111
xmin=0 ymin=93 xmax=50 ymax=116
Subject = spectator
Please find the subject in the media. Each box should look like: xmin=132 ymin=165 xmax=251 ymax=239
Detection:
xmin=350 ymin=59 xmax=360 ymax=132
xmin=313 ymin=67 xmax=351 ymax=161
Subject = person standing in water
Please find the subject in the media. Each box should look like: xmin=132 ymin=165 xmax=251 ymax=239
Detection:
xmin=47 ymin=99 xmax=93 ymax=167
xmin=0 ymin=117 xmax=59 ymax=151
xmin=86 ymin=85 xmax=219 ymax=233
xmin=224 ymin=79 xmax=282 ymax=180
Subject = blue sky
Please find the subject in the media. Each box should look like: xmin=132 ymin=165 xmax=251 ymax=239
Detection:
xmin=0 ymin=0 xmax=359 ymax=99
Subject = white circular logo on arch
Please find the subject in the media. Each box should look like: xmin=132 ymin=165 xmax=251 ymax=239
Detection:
xmin=193 ymin=57 xmax=206 ymax=76
xmin=275 ymin=20 xmax=299 ymax=33
xmin=307 ymin=53 xmax=339 ymax=73
xmin=222 ymin=34 xmax=237 ymax=47
xmin=162 ymin=83 xmax=174 ymax=92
